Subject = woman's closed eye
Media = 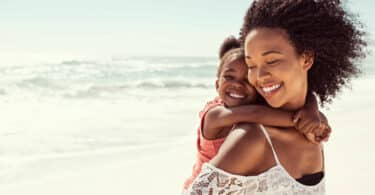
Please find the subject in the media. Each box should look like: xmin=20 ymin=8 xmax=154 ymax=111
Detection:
xmin=266 ymin=59 xmax=281 ymax=65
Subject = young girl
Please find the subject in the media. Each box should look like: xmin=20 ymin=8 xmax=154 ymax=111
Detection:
xmin=183 ymin=36 xmax=330 ymax=190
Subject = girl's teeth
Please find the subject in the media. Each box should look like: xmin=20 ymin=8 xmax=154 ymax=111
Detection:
xmin=229 ymin=93 xmax=245 ymax=99
xmin=262 ymin=84 xmax=281 ymax=93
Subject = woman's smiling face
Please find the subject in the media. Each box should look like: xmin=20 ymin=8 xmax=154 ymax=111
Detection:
xmin=245 ymin=28 xmax=313 ymax=110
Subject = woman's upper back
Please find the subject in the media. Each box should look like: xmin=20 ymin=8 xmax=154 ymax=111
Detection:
xmin=186 ymin=123 xmax=325 ymax=194
xmin=210 ymin=123 xmax=324 ymax=178
xmin=265 ymin=125 xmax=324 ymax=179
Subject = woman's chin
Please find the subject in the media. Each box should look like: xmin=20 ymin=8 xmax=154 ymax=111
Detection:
xmin=265 ymin=99 xmax=283 ymax=108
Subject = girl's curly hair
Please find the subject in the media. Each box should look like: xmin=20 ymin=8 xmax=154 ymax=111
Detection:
xmin=216 ymin=36 xmax=244 ymax=77
xmin=239 ymin=0 xmax=367 ymax=106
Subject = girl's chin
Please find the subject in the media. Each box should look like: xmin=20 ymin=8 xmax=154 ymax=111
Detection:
xmin=224 ymin=99 xmax=246 ymax=107
xmin=225 ymin=102 xmax=242 ymax=107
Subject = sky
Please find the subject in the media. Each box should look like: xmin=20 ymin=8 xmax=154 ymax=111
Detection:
xmin=0 ymin=0 xmax=374 ymax=61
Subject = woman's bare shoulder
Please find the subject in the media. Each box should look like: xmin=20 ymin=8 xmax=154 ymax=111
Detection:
xmin=222 ymin=123 xmax=266 ymax=147
xmin=210 ymin=123 xmax=269 ymax=175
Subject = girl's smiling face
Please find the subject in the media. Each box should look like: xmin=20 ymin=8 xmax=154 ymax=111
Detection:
xmin=216 ymin=58 xmax=258 ymax=107
xmin=245 ymin=28 xmax=313 ymax=110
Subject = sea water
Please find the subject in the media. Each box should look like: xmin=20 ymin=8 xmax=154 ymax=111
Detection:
xmin=0 ymin=56 xmax=219 ymax=185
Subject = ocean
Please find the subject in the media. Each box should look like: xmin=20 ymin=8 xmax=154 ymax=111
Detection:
xmin=0 ymin=55 xmax=374 ymax=194
xmin=0 ymin=56 xmax=220 ymax=185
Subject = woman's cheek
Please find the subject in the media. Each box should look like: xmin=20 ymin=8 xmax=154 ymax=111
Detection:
xmin=247 ymin=69 xmax=257 ymax=86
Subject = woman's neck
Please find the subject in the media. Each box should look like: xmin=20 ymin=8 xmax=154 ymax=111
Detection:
xmin=281 ymin=88 xmax=307 ymax=111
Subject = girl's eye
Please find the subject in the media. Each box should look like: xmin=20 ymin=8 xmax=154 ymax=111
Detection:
xmin=223 ymin=75 xmax=234 ymax=80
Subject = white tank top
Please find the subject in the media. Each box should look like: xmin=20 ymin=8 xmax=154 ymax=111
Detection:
xmin=186 ymin=125 xmax=325 ymax=195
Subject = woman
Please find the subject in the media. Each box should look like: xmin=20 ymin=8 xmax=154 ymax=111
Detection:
xmin=186 ymin=0 xmax=366 ymax=194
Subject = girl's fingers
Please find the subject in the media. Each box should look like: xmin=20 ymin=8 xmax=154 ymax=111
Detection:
xmin=305 ymin=133 xmax=319 ymax=144
xmin=293 ymin=111 xmax=302 ymax=124
xmin=296 ymin=119 xmax=311 ymax=133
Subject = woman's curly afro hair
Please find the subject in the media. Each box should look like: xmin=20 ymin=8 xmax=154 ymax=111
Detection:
xmin=240 ymin=0 xmax=367 ymax=106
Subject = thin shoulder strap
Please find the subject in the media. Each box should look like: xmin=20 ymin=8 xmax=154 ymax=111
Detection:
xmin=321 ymin=145 xmax=325 ymax=171
xmin=259 ymin=125 xmax=281 ymax=165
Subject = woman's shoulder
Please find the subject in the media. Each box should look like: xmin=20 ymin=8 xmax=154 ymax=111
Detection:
xmin=226 ymin=123 xmax=267 ymax=145
xmin=220 ymin=123 xmax=268 ymax=152
xmin=210 ymin=123 xmax=271 ymax=175
xmin=266 ymin=126 xmax=325 ymax=176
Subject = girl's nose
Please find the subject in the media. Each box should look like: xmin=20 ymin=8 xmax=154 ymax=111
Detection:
xmin=232 ymin=79 xmax=246 ymax=88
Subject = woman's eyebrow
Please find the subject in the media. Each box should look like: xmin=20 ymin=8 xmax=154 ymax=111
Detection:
xmin=245 ymin=50 xmax=283 ymax=59
xmin=262 ymin=50 xmax=282 ymax=56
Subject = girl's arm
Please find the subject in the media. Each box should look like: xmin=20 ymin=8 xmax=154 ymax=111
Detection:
xmin=293 ymin=93 xmax=332 ymax=143
xmin=293 ymin=92 xmax=320 ymax=134
xmin=203 ymin=105 xmax=294 ymax=139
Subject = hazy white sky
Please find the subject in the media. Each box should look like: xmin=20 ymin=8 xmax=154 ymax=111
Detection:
xmin=0 ymin=0 xmax=373 ymax=60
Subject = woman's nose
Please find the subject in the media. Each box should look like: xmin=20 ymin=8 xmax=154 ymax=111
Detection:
xmin=256 ymin=67 xmax=271 ymax=82
xmin=248 ymin=67 xmax=271 ymax=86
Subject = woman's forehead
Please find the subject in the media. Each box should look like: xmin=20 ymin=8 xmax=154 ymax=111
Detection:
xmin=245 ymin=28 xmax=294 ymax=57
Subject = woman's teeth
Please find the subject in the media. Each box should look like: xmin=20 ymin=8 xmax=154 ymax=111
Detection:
xmin=261 ymin=83 xmax=281 ymax=93
xmin=228 ymin=93 xmax=245 ymax=99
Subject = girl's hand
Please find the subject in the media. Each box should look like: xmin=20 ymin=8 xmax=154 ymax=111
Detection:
xmin=304 ymin=125 xmax=331 ymax=144
xmin=315 ymin=126 xmax=332 ymax=143
xmin=313 ymin=113 xmax=332 ymax=143
xmin=293 ymin=108 xmax=331 ymax=144
xmin=293 ymin=107 xmax=321 ymax=135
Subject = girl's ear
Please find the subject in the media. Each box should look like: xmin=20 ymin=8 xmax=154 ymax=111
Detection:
xmin=301 ymin=50 xmax=314 ymax=71
xmin=215 ymin=79 xmax=219 ymax=91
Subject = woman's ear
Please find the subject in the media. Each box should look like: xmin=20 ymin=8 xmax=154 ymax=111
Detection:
xmin=215 ymin=79 xmax=219 ymax=91
xmin=301 ymin=50 xmax=314 ymax=71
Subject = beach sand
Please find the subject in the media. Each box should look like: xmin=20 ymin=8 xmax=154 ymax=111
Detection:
xmin=0 ymin=139 xmax=195 ymax=195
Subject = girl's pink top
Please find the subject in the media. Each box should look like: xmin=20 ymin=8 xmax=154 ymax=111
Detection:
xmin=183 ymin=97 xmax=227 ymax=190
